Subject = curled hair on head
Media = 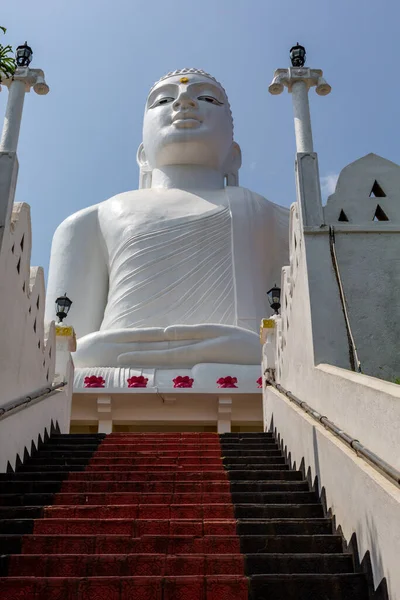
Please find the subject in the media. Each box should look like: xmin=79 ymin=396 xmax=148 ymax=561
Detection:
xmin=149 ymin=68 xmax=233 ymax=131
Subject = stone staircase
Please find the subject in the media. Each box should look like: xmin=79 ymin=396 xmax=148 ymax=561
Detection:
xmin=0 ymin=432 xmax=369 ymax=599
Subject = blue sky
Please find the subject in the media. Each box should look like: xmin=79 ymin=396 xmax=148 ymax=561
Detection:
xmin=1 ymin=0 xmax=398 ymax=276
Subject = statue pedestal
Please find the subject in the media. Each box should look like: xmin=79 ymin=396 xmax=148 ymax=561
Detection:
xmin=72 ymin=364 xmax=263 ymax=434
xmin=74 ymin=363 xmax=262 ymax=391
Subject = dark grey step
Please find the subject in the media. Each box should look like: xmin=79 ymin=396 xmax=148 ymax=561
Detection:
xmin=237 ymin=516 xmax=328 ymax=534
xmin=0 ymin=470 xmax=78 ymax=480
xmin=249 ymin=573 xmax=368 ymax=600
xmin=0 ymin=506 xmax=44 ymax=520
xmin=229 ymin=472 xmax=302 ymax=484
xmin=228 ymin=468 xmax=294 ymax=480
xmin=0 ymin=493 xmax=55 ymax=507
xmin=234 ymin=492 xmax=317 ymax=508
xmin=28 ymin=444 xmax=100 ymax=451
xmin=24 ymin=458 xmax=93 ymax=466
xmin=232 ymin=493 xmax=319 ymax=504
xmin=223 ymin=450 xmax=282 ymax=457
xmin=50 ymin=434 xmax=106 ymax=439
xmin=0 ymin=519 xmax=34 ymax=535
xmin=0 ymin=554 xmax=9 ymax=576
xmin=31 ymin=450 xmax=95 ymax=457
xmin=0 ymin=481 xmax=62 ymax=494
xmin=225 ymin=457 xmax=287 ymax=467
xmin=245 ymin=552 xmax=354 ymax=574
xmin=219 ymin=431 xmax=274 ymax=442
xmin=12 ymin=465 xmax=86 ymax=474
xmin=230 ymin=480 xmax=308 ymax=492
xmin=240 ymin=534 xmax=343 ymax=554
xmin=236 ymin=504 xmax=324 ymax=519
xmin=221 ymin=442 xmax=279 ymax=449
xmin=0 ymin=535 xmax=21 ymax=554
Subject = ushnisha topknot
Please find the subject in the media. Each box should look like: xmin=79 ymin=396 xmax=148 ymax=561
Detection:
xmin=149 ymin=68 xmax=233 ymax=130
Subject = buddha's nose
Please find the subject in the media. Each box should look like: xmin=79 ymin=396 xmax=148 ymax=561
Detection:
xmin=173 ymin=92 xmax=198 ymax=111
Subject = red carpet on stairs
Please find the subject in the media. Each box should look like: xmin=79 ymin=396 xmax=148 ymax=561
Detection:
xmin=2 ymin=433 xmax=249 ymax=599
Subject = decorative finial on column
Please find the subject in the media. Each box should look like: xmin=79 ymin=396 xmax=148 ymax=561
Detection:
xmin=269 ymin=44 xmax=331 ymax=153
xmin=0 ymin=41 xmax=49 ymax=153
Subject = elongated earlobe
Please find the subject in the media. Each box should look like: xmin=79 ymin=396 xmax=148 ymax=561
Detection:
xmin=137 ymin=143 xmax=152 ymax=189
xmin=224 ymin=142 xmax=242 ymax=186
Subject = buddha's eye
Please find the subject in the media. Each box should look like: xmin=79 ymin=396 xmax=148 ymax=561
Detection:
xmin=198 ymin=95 xmax=223 ymax=106
xmin=155 ymin=97 xmax=174 ymax=106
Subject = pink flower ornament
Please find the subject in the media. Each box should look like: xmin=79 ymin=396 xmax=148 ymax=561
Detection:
xmin=84 ymin=375 xmax=105 ymax=388
xmin=217 ymin=376 xmax=238 ymax=388
xmin=173 ymin=376 xmax=194 ymax=388
xmin=257 ymin=377 xmax=262 ymax=388
xmin=127 ymin=376 xmax=148 ymax=388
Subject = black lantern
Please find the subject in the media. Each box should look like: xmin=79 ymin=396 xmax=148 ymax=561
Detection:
xmin=290 ymin=43 xmax=306 ymax=68
xmin=55 ymin=294 xmax=72 ymax=323
xmin=15 ymin=42 xmax=33 ymax=68
xmin=267 ymin=285 xmax=281 ymax=314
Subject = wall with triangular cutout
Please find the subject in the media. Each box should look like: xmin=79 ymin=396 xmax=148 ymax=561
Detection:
xmin=373 ymin=205 xmax=389 ymax=221
xmin=369 ymin=180 xmax=386 ymax=198
xmin=324 ymin=154 xmax=400 ymax=225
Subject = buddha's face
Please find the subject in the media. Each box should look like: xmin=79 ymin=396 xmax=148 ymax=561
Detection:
xmin=143 ymin=74 xmax=234 ymax=171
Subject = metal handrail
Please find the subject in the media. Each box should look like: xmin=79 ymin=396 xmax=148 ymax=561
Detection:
xmin=329 ymin=226 xmax=362 ymax=373
xmin=0 ymin=382 xmax=67 ymax=420
xmin=267 ymin=379 xmax=400 ymax=487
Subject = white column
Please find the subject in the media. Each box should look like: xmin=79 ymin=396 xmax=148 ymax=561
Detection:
xmin=0 ymin=80 xmax=26 ymax=153
xmin=55 ymin=324 xmax=76 ymax=382
xmin=291 ymin=80 xmax=313 ymax=153
xmin=217 ymin=396 xmax=232 ymax=433
xmin=97 ymin=396 xmax=113 ymax=434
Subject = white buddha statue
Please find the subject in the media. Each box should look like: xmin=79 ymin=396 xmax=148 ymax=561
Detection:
xmin=45 ymin=69 xmax=289 ymax=374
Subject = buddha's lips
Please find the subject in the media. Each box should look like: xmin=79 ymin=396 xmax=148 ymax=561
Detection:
xmin=172 ymin=112 xmax=202 ymax=124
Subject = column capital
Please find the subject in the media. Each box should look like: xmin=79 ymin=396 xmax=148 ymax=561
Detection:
xmin=269 ymin=67 xmax=331 ymax=96
xmin=1 ymin=67 xmax=49 ymax=95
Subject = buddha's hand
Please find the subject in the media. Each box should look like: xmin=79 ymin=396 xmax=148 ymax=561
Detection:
xmin=117 ymin=324 xmax=260 ymax=367
xmin=74 ymin=324 xmax=261 ymax=368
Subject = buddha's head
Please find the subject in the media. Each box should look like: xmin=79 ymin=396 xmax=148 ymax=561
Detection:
xmin=138 ymin=68 xmax=241 ymax=188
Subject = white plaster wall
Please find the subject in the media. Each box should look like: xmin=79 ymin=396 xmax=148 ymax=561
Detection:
xmin=322 ymin=153 xmax=400 ymax=380
xmin=0 ymin=360 xmax=73 ymax=472
xmin=0 ymin=150 xmax=72 ymax=471
xmin=265 ymin=387 xmax=400 ymax=599
xmin=273 ymin=163 xmax=400 ymax=470
xmin=262 ymin=152 xmax=400 ymax=596
xmin=333 ymin=232 xmax=400 ymax=379
xmin=0 ymin=202 xmax=55 ymax=402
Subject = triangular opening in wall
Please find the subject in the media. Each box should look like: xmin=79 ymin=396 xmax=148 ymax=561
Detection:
xmin=373 ymin=205 xmax=389 ymax=221
xmin=338 ymin=210 xmax=349 ymax=222
xmin=369 ymin=180 xmax=386 ymax=198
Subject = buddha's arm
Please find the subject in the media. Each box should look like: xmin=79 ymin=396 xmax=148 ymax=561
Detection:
xmin=45 ymin=205 xmax=108 ymax=338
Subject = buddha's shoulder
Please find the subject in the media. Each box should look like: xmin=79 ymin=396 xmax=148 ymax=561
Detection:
xmin=231 ymin=186 xmax=290 ymax=214
xmin=55 ymin=191 xmax=146 ymax=229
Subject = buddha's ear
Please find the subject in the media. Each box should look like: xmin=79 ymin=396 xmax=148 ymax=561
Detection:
xmin=224 ymin=142 xmax=242 ymax=186
xmin=136 ymin=143 xmax=152 ymax=189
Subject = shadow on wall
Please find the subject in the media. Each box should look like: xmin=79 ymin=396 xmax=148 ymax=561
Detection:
xmin=5 ymin=419 xmax=60 ymax=474
xmin=267 ymin=415 xmax=388 ymax=600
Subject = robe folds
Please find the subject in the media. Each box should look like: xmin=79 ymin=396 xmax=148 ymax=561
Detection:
xmin=100 ymin=187 xmax=289 ymax=337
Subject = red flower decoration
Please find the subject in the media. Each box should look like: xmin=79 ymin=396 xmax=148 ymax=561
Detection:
xmin=173 ymin=375 xmax=194 ymax=388
xmin=127 ymin=375 xmax=148 ymax=388
xmin=217 ymin=376 xmax=238 ymax=388
xmin=84 ymin=375 xmax=105 ymax=388
xmin=257 ymin=377 xmax=262 ymax=388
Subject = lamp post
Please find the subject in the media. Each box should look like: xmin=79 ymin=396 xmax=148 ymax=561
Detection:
xmin=267 ymin=285 xmax=281 ymax=315
xmin=55 ymin=294 xmax=72 ymax=323
xmin=268 ymin=44 xmax=331 ymax=153
xmin=0 ymin=42 xmax=49 ymax=153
